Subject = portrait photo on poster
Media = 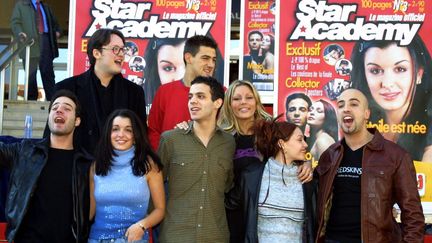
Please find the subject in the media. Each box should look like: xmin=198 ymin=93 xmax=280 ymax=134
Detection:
xmin=351 ymin=35 xmax=432 ymax=161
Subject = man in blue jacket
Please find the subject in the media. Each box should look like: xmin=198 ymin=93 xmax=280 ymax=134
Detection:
xmin=0 ymin=89 xmax=92 ymax=243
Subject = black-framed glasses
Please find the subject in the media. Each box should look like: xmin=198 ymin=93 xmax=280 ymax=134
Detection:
xmin=101 ymin=46 xmax=127 ymax=55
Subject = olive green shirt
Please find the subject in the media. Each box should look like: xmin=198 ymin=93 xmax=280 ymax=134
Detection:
xmin=158 ymin=124 xmax=235 ymax=243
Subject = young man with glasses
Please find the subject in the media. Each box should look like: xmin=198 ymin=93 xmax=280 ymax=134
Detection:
xmin=52 ymin=28 xmax=147 ymax=155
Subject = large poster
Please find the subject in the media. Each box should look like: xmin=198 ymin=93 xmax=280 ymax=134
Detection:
xmin=239 ymin=0 xmax=276 ymax=103
xmin=277 ymin=0 xmax=432 ymax=208
xmin=68 ymin=0 xmax=230 ymax=113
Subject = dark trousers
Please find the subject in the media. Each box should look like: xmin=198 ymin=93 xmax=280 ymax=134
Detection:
xmin=22 ymin=33 xmax=55 ymax=101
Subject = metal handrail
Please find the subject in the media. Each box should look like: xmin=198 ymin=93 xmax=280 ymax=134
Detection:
xmin=0 ymin=38 xmax=34 ymax=71
xmin=0 ymin=37 xmax=19 ymax=61
xmin=0 ymin=37 xmax=34 ymax=134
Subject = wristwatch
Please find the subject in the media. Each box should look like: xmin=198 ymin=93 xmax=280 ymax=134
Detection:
xmin=138 ymin=222 xmax=146 ymax=232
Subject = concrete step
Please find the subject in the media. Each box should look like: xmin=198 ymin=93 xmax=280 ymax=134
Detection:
xmin=1 ymin=129 xmax=44 ymax=138
xmin=3 ymin=100 xmax=50 ymax=111
xmin=3 ymin=120 xmax=47 ymax=129
xmin=2 ymin=100 xmax=49 ymax=138
xmin=3 ymin=111 xmax=49 ymax=121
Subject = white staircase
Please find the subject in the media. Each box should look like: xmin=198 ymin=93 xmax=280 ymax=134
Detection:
xmin=2 ymin=100 xmax=49 ymax=138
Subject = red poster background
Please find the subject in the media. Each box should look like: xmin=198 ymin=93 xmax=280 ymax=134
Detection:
xmin=277 ymin=0 xmax=432 ymax=205
xmin=69 ymin=0 xmax=228 ymax=112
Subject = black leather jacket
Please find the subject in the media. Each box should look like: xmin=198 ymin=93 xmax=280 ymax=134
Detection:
xmin=226 ymin=161 xmax=317 ymax=243
xmin=0 ymin=138 xmax=93 ymax=243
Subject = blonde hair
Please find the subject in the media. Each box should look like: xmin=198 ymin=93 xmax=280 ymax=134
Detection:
xmin=220 ymin=80 xmax=271 ymax=134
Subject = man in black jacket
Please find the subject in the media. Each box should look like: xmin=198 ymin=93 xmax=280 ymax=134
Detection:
xmin=52 ymin=28 xmax=147 ymax=155
xmin=0 ymin=90 xmax=92 ymax=243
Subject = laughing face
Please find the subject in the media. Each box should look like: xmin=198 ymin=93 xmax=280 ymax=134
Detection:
xmin=336 ymin=89 xmax=370 ymax=135
xmin=48 ymin=96 xmax=80 ymax=136
xmin=364 ymin=43 xmax=423 ymax=115
xmin=94 ymin=34 xmax=125 ymax=76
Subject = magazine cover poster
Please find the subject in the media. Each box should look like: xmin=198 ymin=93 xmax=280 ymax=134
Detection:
xmin=240 ymin=0 xmax=276 ymax=93
xmin=277 ymin=0 xmax=432 ymax=204
xmin=69 ymin=0 xmax=229 ymax=112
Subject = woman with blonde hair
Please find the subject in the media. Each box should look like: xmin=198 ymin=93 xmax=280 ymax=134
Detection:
xmin=220 ymin=80 xmax=271 ymax=135
xmin=221 ymin=80 xmax=313 ymax=242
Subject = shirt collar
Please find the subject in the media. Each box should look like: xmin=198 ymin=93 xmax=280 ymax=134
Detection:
xmin=183 ymin=121 xmax=223 ymax=135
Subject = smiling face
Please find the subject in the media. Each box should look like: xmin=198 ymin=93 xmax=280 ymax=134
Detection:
xmin=286 ymin=98 xmax=309 ymax=127
xmin=157 ymin=43 xmax=186 ymax=85
xmin=280 ymin=127 xmax=308 ymax=162
xmin=185 ymin=46 xmax=216 ymax=78
xmin=307 ymin=101 xmax=325 ymax=127
xmin=364 ymin=43 xmax=422 ymax=114
xmin=94 ymin=34 xmax=125 ymax=75
xmin=110 ymin=116 xmax=134 ymax=151
xmin=231 ymin=85 xmax=257 ymax=122
xmin=48 ymin=96 xmax=80 ymax=136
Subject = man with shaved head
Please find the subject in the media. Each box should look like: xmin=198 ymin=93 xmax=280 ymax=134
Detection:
xmin=315 ymin=88 xmax=424 ymax=243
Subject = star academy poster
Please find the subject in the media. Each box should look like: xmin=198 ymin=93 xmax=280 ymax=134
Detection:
xmin=276 ymin=0 xmax=432 ymax=208
xmin=239 ymin=0 xmax=276 ymax=103
xmin=68 ymin=0 xmax=230 ymax=113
